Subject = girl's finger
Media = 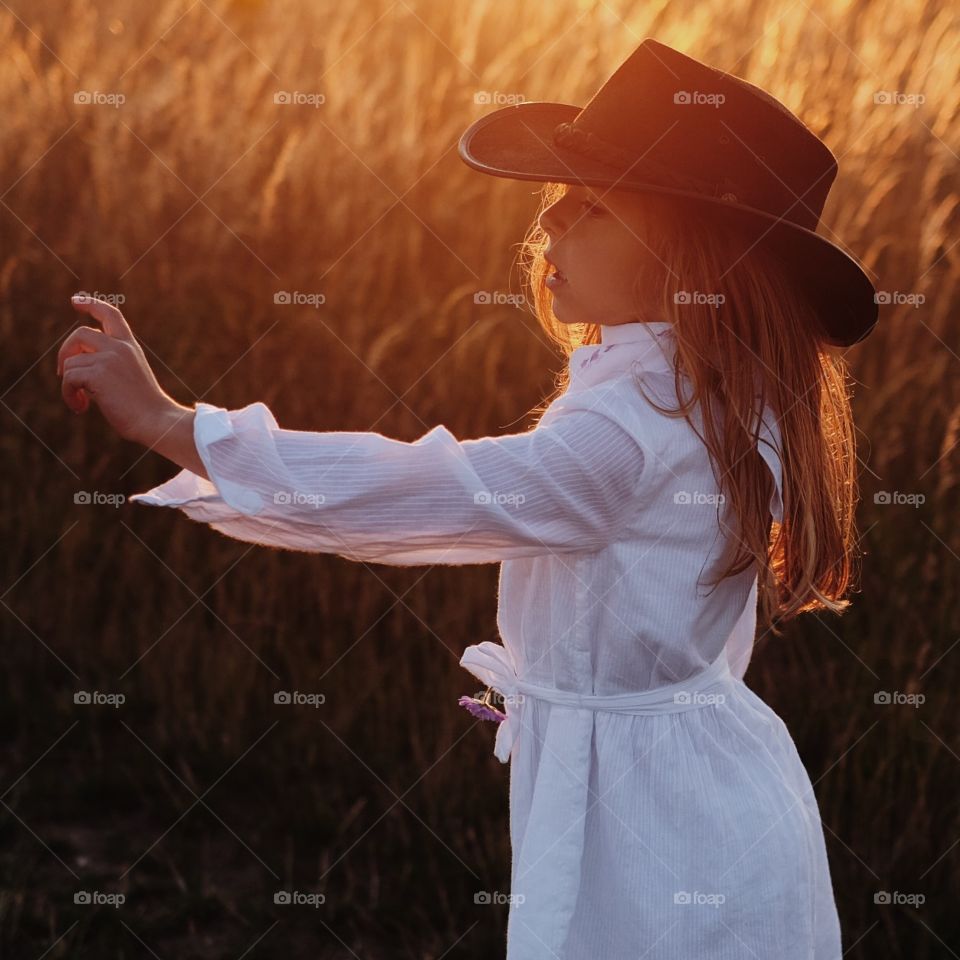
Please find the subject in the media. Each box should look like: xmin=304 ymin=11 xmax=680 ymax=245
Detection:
xmin=57 ymin=325 xmax=113 ymax=377
xmin=61 ymin=352 xmax=97 ymax=371
xmin=62 ymin=366 xmax=94 ymax=414
xmin=70 ymin=295 xmax=135 ymax=343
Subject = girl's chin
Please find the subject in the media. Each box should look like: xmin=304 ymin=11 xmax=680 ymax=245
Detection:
xmin=550 ymin=301 xmax=587 ymax=326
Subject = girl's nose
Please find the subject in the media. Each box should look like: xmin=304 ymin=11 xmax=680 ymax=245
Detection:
xmin=539 ymin=199 xmax=566 ymax=238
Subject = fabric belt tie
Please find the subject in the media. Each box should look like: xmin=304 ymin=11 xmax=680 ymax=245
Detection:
xmin=459 ymin=641 xmax=735 ymax=763
xmin=457 ymin=642 xmax=737 ymax=959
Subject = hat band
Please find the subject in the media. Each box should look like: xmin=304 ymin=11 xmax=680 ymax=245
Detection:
xmin=553 ymin=120 xmax=747 ymax=207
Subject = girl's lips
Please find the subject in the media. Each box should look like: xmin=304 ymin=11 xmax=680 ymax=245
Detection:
xmin=546 ymin=269 xmax=568 ymax=290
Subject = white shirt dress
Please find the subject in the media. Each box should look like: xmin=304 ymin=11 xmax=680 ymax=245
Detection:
xmin=130 ymin=320 xmax=843 ymax=960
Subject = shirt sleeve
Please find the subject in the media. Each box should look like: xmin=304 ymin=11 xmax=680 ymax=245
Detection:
xmin=127 ymin=396 xmax=649 ymax=566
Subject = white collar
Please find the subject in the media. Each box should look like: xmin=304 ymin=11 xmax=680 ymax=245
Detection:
xmin=568 ymin=321 xmax=676 ymax=389
xmin=599 ymin=320 xmax=674 ymax=346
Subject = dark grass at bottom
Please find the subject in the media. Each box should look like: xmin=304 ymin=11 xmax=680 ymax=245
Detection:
xmin=0 ymin=724 xmax=511 ymax=959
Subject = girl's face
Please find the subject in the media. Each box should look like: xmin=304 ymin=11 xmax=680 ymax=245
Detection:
xmin=539 ymin=183 xmax=663 ymax=327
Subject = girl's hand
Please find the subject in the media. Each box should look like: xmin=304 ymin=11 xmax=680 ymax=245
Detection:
xmin=57 ymin=295 xmax=177 ymax=446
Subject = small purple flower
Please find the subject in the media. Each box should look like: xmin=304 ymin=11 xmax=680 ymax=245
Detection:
xmin=458 ymin=688 xmax=506 ymax=723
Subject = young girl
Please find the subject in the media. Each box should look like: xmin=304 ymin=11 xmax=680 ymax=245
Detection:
xmin=57 ymin=38 xmax=877 ymax=960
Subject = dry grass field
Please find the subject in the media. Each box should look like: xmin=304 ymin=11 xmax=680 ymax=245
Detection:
xmin=1 ymin=0 xmax=958 ymax=956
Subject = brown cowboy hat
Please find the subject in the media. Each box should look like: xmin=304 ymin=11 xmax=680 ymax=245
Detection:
xmin=458 ymin=38 xmax=879 ymax=348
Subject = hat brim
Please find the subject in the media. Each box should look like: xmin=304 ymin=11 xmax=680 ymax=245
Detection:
xmin=458 ymin=101 xmax=878 ymax=348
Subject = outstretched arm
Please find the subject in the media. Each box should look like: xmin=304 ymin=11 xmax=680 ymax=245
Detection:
xmin=56 ymin=294 xmax=651 ymax=567
xmin=129 ymin=396 xmax=650 ymax=566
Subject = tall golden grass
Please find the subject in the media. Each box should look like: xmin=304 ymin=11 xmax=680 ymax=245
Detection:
xmin=2 ymin=0 xmax=957 ymax=955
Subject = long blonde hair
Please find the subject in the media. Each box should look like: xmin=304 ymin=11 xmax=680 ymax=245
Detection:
xmin=518 ymin=181 xmax=860 ymax=637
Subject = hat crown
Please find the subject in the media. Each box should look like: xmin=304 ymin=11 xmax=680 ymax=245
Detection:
xmin=556 ymin=38 xmax=838 ymax=231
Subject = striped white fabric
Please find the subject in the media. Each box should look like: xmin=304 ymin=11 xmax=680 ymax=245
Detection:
xmin=130 ymin=320 xmax=842 ymax=959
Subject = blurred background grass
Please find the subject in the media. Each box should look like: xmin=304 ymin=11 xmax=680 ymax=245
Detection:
xmin=1 ymin=0 xmax=958 ymax=956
